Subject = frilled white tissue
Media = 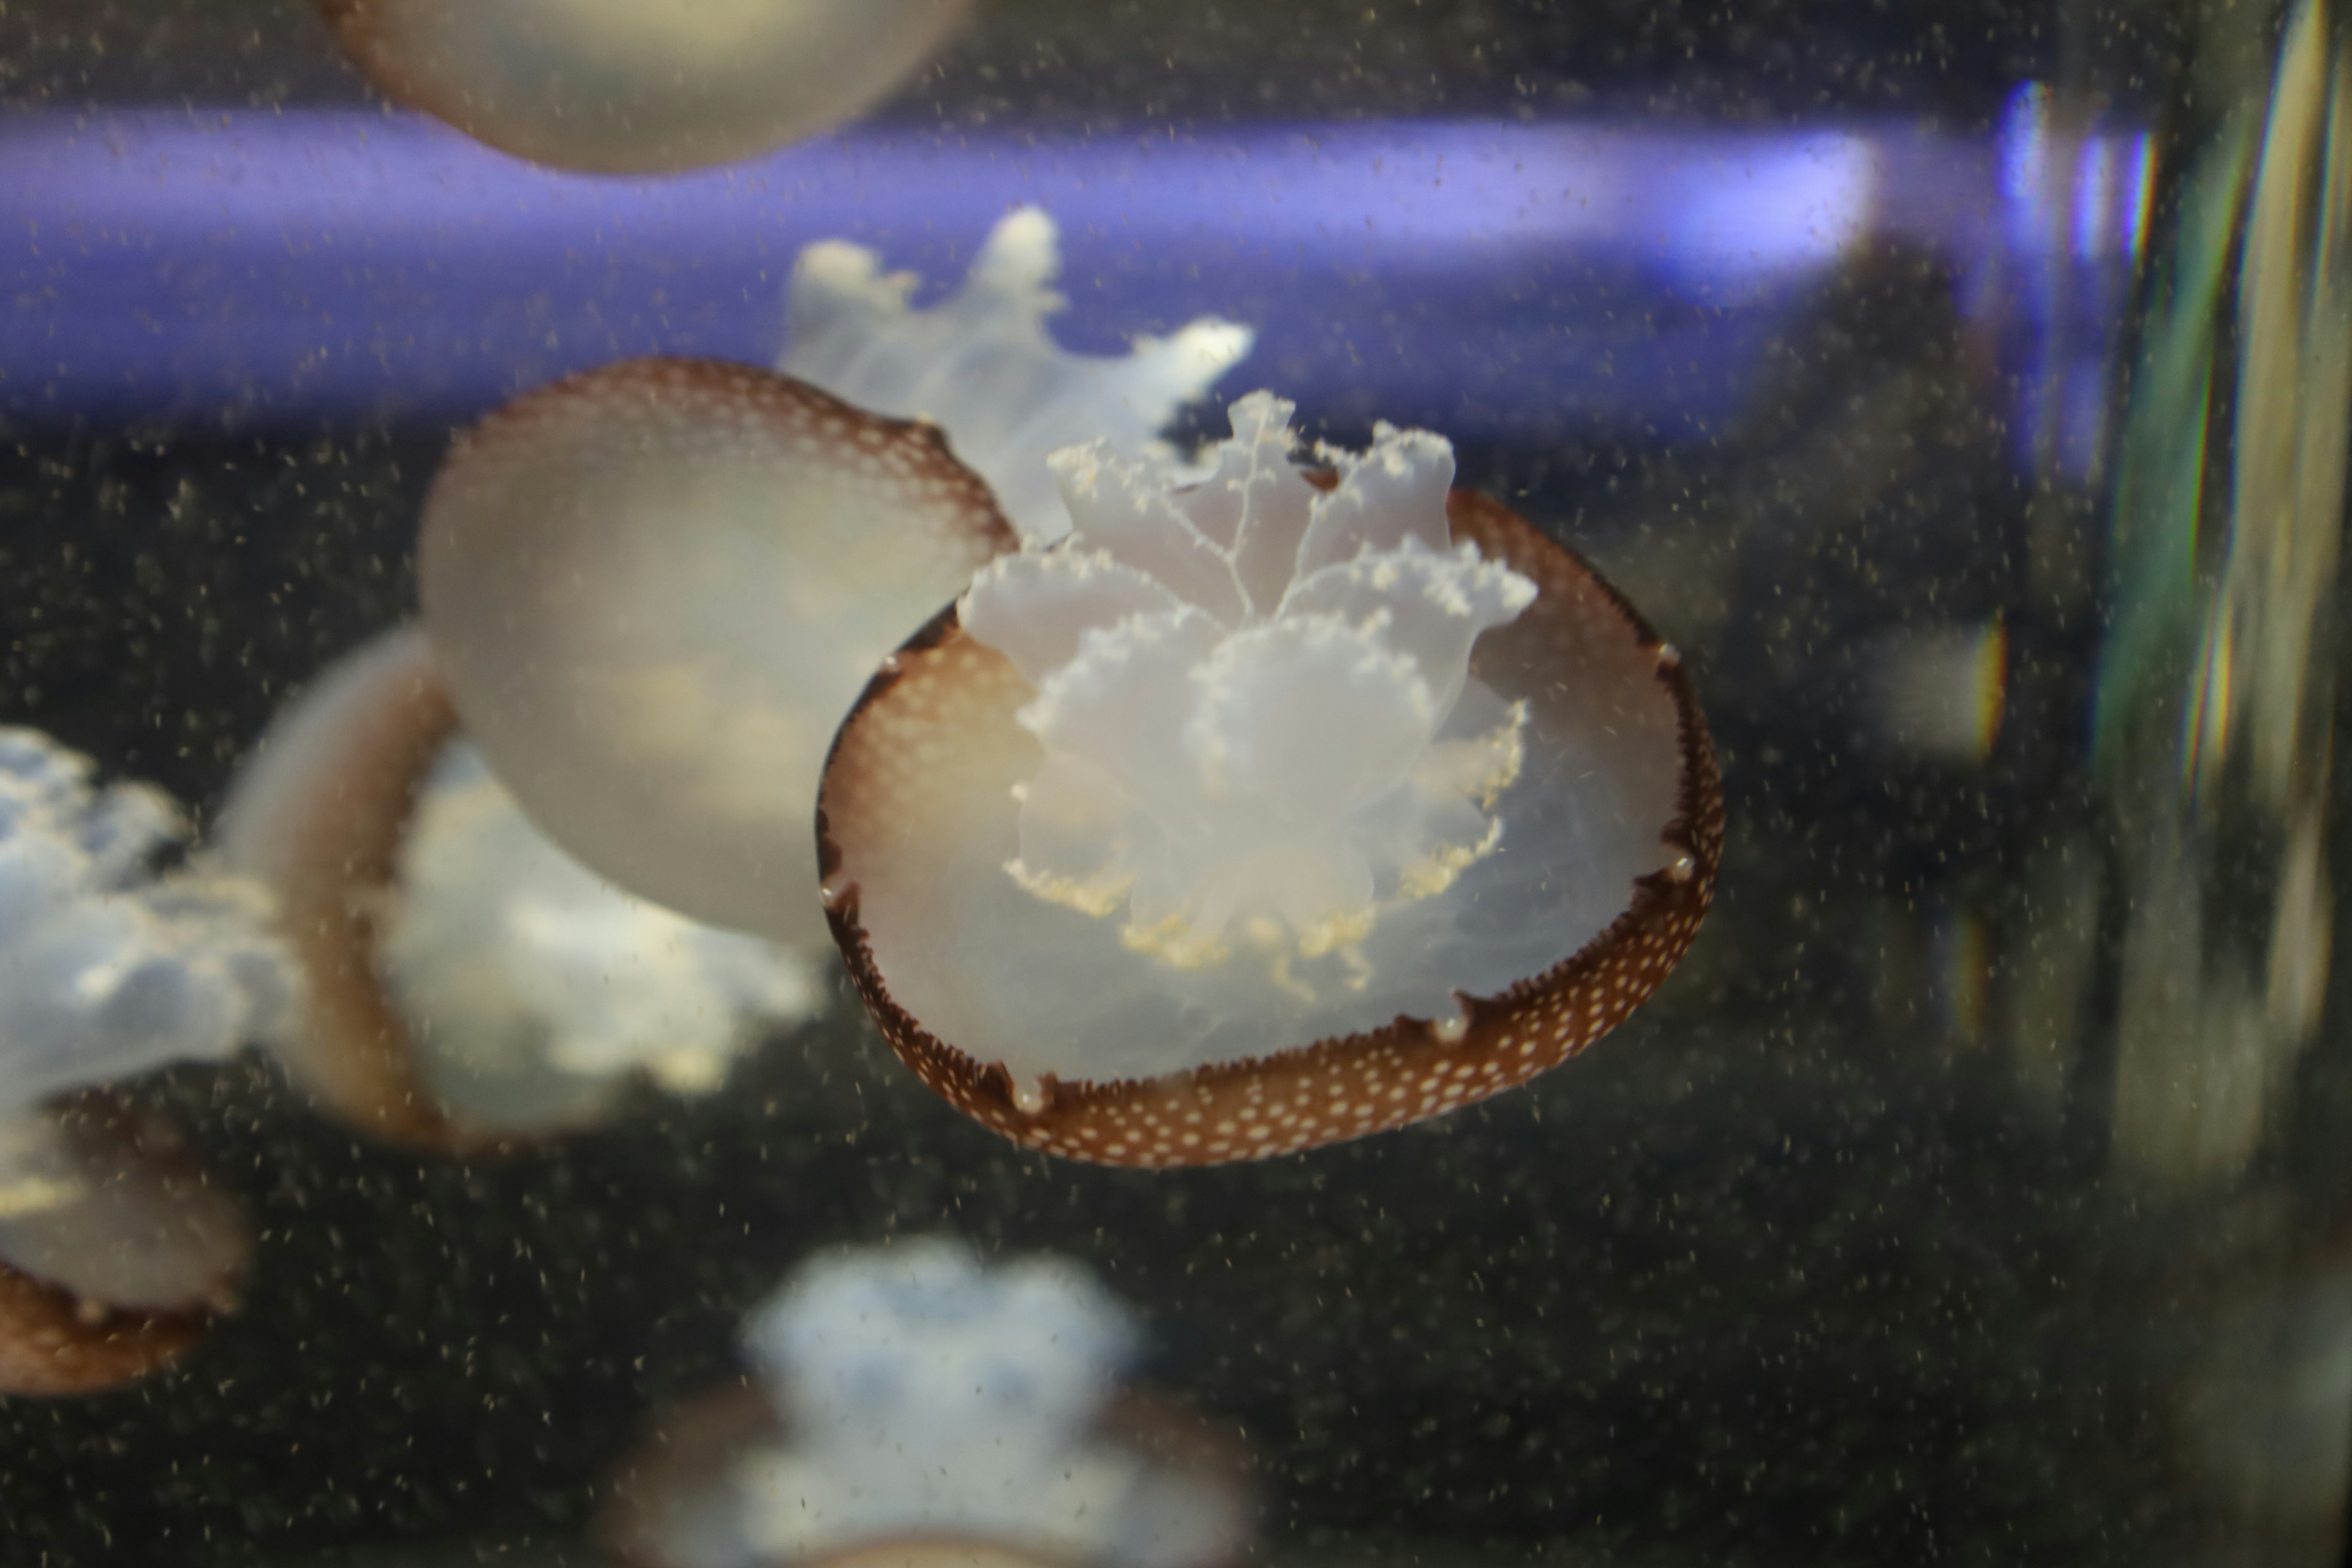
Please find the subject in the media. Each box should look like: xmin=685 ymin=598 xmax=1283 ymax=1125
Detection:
xmin=731 ymin=1239 xmax=1232 ymax=1567
xmin=846 ymin=394 xmax=1684 ymax=1084
xmin=0 ymin=729 xmax=282 ymax=1304
xmin=377 ymin=745 xmax=821 ymax=1129
xmin=0 ymin=729 xmax=291 ymax=1121
xmin=960 ymin=392 xmax=1537 ymax=977
xmin=782 ymin=206 xmax=1254 ymax=543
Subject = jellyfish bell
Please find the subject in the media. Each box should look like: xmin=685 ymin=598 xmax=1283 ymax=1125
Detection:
xmin=315 ymin=0 xmax=972 ymax=175
xmin=816 ymin=393 xmax=1722 ymax=1167
xmin=418 ymin=360 xmax=1017 ymax=948
xmin=220 ymin=627 xmax=821 ymax=1153
xmin=0 ymin=728 xmax=285 ymax=1393
xmin=601 ymin=1239 xmax=1252 ymax=1568
xmin=217 ymin=628 xmax=466 ymax=1150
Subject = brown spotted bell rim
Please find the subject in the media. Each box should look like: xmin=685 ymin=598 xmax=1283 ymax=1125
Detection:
xmin=816 ymin=394 xmax=1721 ymax=1168
xmin=217 ymin=628 xmax=497 ymax=1156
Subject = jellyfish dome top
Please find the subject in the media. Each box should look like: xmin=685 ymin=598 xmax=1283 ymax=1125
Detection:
xmin=420 ymin=211 xmax=1250 ymax=949
xmin=317 ymin=0 xmax=972 ymax=174
xmin=0 ymin=728 xmax=287 ymax=1393
xmin=603 ymin=1240 xmax=1251 ymax=1568
xmin=221 ymin=628 xmax=821 ymax=1152
xmin=818 ymin=393 xmax=1722 ymax=1166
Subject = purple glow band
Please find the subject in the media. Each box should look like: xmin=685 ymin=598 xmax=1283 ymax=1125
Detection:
xmin=0 ymin=109 xmax=2131 ymax=438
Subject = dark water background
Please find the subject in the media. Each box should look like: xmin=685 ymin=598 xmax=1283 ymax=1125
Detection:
xmin=2 ymin=2 xmax=2343 ymax=1566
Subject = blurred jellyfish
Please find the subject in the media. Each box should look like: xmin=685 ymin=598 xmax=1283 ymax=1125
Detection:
xmin=317 ymin=0 xmax=973 ymax=175
xmin=0 ymin=728 xmax=288 ymax=1393
xmin=818 ymin=393 xmax=1722 ymax=1165
xmin=603 ymin=1239 xmax=1252 ymax=1568
xmin=222 ymin=628 xmax=821 ymax=1153
xmin=783 ymin=208 xmax=1256 ymax=543
xmin=421 ymin=212 xmax=1250 ymax=946
xmin=383 ymin=744 xmax=821 ymax=1121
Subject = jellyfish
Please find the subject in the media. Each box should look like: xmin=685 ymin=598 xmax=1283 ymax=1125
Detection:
xmin=420 ymin=211 xmax=1251 ymax=947
xmin=601 ymin=1238 xmax=1252 ymax=1568
xmin=0 ymin=728 xmax=290 ymax=1393
xmin=315 ymin=0 xmax=973 ymax=175
xmin=816 ymin=393 xmax=1723 ymax=1166
xmin=221 ymin=628 xmax=822 ymax=1152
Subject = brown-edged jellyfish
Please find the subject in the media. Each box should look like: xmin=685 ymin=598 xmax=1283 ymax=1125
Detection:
xmin=601 ymin=1238 xmax=1252 ymax=1568
xmin=0 ymin=729 xmax=285 ymax=1393
xmin=420 ymin=215 xmax=1250 ymax=948
xmin=315 ymin=0 xmax=972 ymax=175
xmin=817 ymin=393 xmax=1722 ymax=1166
xmin=221 ymin=628 xmax=821 ymax=1153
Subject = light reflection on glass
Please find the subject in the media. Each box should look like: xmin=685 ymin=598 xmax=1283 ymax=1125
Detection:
xmin=0 ymin=108 xmax=2145 ymax=462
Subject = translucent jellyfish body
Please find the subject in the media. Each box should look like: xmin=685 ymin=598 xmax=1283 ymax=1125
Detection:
xmin=382 ymin=744 xmax=822 ymax=1126
xmin=818 ymin=395 xmax=1723 ymax=1166
xmin=317 ymin=0 xmax=971 ymax=175
xmin=782 ymin=209 xmax=1254 ymax=544
xmin=420 ymin=363 xmax=1014 ymax=948
xmin=602 ymin=1240 xmax=1251 ymax=1568
xmin=420 ymin=233 xmax=1248 ymax=949
xmin=0 ymin=729 xmax=287 ymax=1393
xmin=221 ymin=628 xmax=820 ymax=1152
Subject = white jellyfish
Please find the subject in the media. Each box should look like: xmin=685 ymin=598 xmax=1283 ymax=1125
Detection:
xmin=817 ymin=393 xmax=1722 ymax=1165
xmin=601 ymin=1239 xmax=1252 ymax=1568
xmin=963 ymin=393 xmax=1542 ymax=998
xmin=221 ymin=628 xmax=823 ymax=1152
xmin=0 ymin=728 xmax=291 ymax=1393
xmin=317 ymin=0 xmax=974 ymax=175
xmin=418 ymin=209 xmax=1253 ymax=947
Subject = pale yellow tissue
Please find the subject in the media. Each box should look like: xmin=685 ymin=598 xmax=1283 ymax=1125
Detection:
xmin=1005 ymin=858 xmax=1133 ymax=919
xmin=0 ymin=1171 xmax=80 ymax=1220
